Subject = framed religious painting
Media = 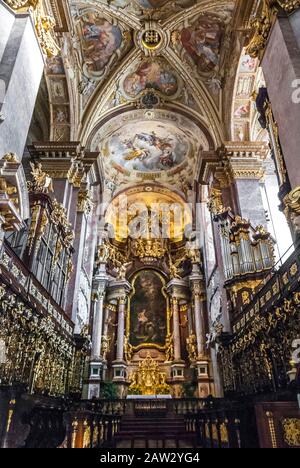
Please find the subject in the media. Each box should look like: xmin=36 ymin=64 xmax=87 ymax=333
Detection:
xmin=127 ymin=270 xmax=170 ymax=351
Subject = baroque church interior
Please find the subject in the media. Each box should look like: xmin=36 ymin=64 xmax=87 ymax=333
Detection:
xmin=0 ymin=0 xmax=300 ymax=450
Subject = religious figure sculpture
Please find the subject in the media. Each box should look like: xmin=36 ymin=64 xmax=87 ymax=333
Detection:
xmin=168 ymin=253 xmax=183 ymax=279
xmin=116 ymin=262 xmax=131 ymax=280
xmin=97 ymin=242 xmax=109 ymax=263
xmin=29 ymin=162 xmax=53 ymax=194
xmin=124 ymin=334 xmax=133 ymax=363
xmin=186 ymin=333 xmax=197 ymax=362
xmin=128 ymin=353 xmax=170 ymax=396
xmin=165 ymin=333 xmax=174 ymax=362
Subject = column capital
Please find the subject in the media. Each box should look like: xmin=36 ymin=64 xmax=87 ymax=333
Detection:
xmin=190 ymin=277 xmax=206 ymax=301
xmin=27 ymin=142 xmax=98 ymax=187
xmin=219 ymin=141 xmax=268 ymax=182
xmin=107 ymin=279 xmax=132 ymax=302
xmin=166 ymin=278 xmax=189 ymax=300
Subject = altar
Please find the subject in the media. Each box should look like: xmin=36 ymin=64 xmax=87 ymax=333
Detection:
xmin=128 ymin=352 xmax=171 ymax=397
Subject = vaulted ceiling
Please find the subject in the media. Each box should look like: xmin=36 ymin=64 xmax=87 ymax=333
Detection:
xmin=44 ymin=0 xmax=257 ymax=193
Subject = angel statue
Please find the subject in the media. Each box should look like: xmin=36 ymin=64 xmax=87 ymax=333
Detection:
xmin=186 ymin=248 xmax=202 ymax=265
xmin=186 ymin=334 xmax=197 ymax=362
xmin=116 ymin=262 xmax=132 ymax=281
xmin=168 ymin=253 xmax=182 ymax=280
xmin=97 ymin=242 xmax=109 ymax=264
xmin=29 ymin=162 xmax=53 ymax=194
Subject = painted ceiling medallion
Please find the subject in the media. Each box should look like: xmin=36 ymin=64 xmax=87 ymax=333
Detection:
xmin=142 ymin=30 xmax=162 ymax=50
xmin=136 ymin=22 xmax=168 ymax=56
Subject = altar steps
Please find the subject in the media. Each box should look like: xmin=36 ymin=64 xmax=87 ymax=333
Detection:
xmin=110 ymin=416 xmax=200 ymax=449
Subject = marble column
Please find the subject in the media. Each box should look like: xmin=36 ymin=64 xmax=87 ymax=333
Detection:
xmin=261 ymin=12 xmax=300 ymax=191
xmin=189 ymin=265 xmax=212 ymax=398
xmin=223 ymin=142 xmax=268 ymax=228
xmin=187 ymin=303 xmax=194 ymax=336
xmin=0 ymin=2 xmax=44 ymax=158
xmin=87 ymin=269 xmax=108 ymax=400
xmin=107 ymin=279 xmax=132 ymax=384
xmin=91 ymin=291 xmax=105 ymax=360
xmin=167 ymin=279 xmax=187 ymax=383
xmin=171 ymin=297 xmax=181 ymax=362
xmin=116 ymin=296 xmax=126 ymax=362
xmin=193 ymin=290 xmax=206 ymax=358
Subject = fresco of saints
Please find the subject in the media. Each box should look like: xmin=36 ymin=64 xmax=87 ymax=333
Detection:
xmin=181 ymin=19 xmax=223 ymax=73
xmin=124 ymin=61 xmax=178 ymax=98
xmin=81 ymin=16 xmax=122 ymax=74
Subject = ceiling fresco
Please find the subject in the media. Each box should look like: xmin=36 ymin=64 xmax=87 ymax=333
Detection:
xmin=62 ymin=1 xmax=252 ymax=194
xmin=90 ymin=109 xmax=209 ymax=178
xmin=181 ymin=16 xmax=224 ymax=74
xmin=81 ymin=15 xmax=122 ymax=75
xmin=102 ymin=121 xmax=189 ymax=173
xmin=122 ymin=59 xmax=180 ymax=99
xmin=101 ymin=0 xmax=197 ymax=18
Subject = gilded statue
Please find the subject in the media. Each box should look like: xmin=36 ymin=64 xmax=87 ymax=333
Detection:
xmin=207 ymin=187 xmax=228 ymax=216
xmin=168 ymin=253 xmax=183 ymax=280
xmin=128 ymin=353 xmax=170 ymax=396
xmin=97 ymin=242 xmax=109 ymax=263
xmin=124 ymin=335 xmax=133 ymax=363
xmin=133 ymin=238 xmax=166 ymax=259
xmin=186 ymin=334 xmax=197 ymax=362
xmin=116 ymin=262 xmax=131 ymax=281
xmin=186 ymin=248 xmax=201 ymax=265
xmin=165 ymin=334 xmax=174 ymax=362
xmin=29 ymin=162 xmax=53 ymax=194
